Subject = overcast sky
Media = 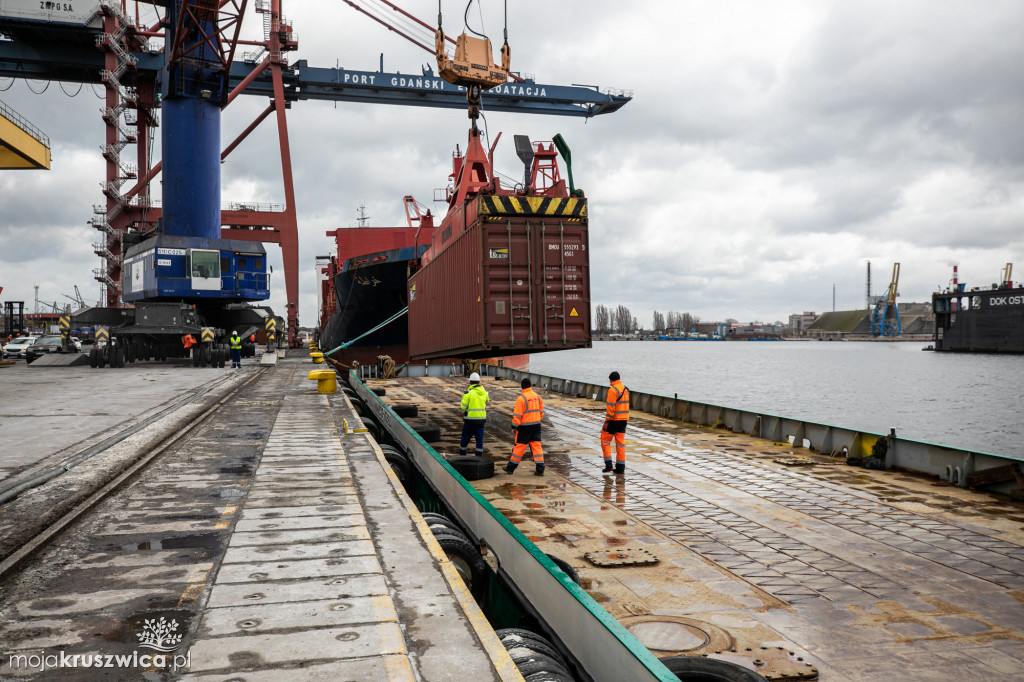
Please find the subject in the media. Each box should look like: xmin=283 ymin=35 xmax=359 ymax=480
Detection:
xmin=1 ymin=0 xmax=1022 ymax=329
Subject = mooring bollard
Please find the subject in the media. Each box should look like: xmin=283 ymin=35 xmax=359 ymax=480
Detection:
xmin=310 ymin=351 xmax=324 ymax=364
xmin=308 ymin=369 xmax=337 ymax=394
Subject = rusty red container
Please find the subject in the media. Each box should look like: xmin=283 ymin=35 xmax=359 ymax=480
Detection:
xmin=408 ymin=196 xmax=591 ymax=359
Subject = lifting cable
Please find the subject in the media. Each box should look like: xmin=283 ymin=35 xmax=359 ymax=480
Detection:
xmin=322 ymin=305 xmax=408 ymax=357
xmin=59 ymin=81 xmax=84 ymax=97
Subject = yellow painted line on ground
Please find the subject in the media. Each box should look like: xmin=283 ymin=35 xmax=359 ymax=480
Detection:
xmin=177 ymin=562 xmax=214 ymax=606
xmin=214 ymin=503 xmax=238 ymax=530
xmin=373 ymin=595 xmax=399 ymax=622
xmin=385 ymin=655 xmax=416 ymax=680
xmin=364 ymin=438 xmax=524 ymax=682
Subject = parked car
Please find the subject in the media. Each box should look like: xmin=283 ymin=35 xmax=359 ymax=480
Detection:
xmin=25 ymin=335 xmax=68 ymax=363
xmin=2 ymin=335 xmax=39 ymax=360
xmin=70 ymin=336 xmax=83 ymax=351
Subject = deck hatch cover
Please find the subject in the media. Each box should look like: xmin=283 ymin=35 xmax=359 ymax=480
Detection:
xmin=585 ymin=547 xmax=659 ymax=567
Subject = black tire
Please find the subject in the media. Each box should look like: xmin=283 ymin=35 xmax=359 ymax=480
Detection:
xmin=88 ymin=347 xmax=98 ymax=368
xmin=371 ymin=387 xmax=386 ymax=396
xmin=383 ymin=451 xmax=412 ymax=488
xmin=408 ymin=420 xmax=441 ymax=443
xmin=496 ymin=629 xmax=560 ymax=653
xmin=116 ymin=343 xmax=126 ymax=368
xmin=379 ymin=444 xmax=405 ymax=458
xmin=363 ymin=420 xmax=380 ymax=441
xmin=392 ymin=404 xmax=418 ymax=418
xmin=126 ymin=341 xmax=136 ymax=363
xmin=217 ymin=345 xmax=226 ymax=368
xmin=425 ymin=516 xmax=465 ymax=536
xmin=203 ymin=344 xmax=212 ymax=366
xmin=447 ymin=455 xmax=495 ymax=481
xmin=97 ymin=348 xmax=106 ymax=368
xmin=192 ymin=347 xmax=201 ymax=367
xmin=660 ymin=655 xmax=766 ymax=682
xmin=509 ymin=651 xmax=572 ymax=680
xmin=342 ymin=387 xmax=357 ymax=398
xmin=429 ymin=526 xmax=468 ymax=543
xmin=523 ymin=672 xmax=573 ymax=682
xmin=499 ymin=633 xmax=565 ymax=666
xmin=545 ymin=554 xmax=580 ymax=585
xmin=434 ymin=533 xmax=487 ymax=598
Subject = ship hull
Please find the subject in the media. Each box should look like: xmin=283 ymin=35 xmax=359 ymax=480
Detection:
xmin=318 ymin=247 xmax=528 ymax=371
xmin=933 ymin=286 xmax=1024 ymax=353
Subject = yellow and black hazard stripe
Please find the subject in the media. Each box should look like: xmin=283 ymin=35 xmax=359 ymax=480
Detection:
xmin=478 ymin=196 xmax=587 ymax=219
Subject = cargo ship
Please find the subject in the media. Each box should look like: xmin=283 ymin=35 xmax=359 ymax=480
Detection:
xmin=932 ymin=267 xmax=1024 ymax=353
xmin=317 ymin=126 xmax=591 ymax=372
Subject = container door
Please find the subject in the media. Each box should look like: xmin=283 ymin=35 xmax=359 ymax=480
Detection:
xmin=483 ymin=220 xmax=535 ymax=347
xmin=535 ymin=219 xmax=590 ymax=347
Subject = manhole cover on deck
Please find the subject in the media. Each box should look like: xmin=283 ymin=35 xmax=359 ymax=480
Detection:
xmin=584 ymin=547 xmax=659 ymax=567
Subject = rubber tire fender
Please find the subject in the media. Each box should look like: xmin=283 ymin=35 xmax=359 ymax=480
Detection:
xmin=379 ymin=444 xmax=406 ymax=459
xmin=499 ymin=637 xmax=566 ymax=670
xmin=383 ymin=451 xmax=412 ymax=489
xmin=545 ymin=554 xmax=581 ymax=585
xmin=507 ymin=650 xmax=572 ymax=680
xmin=496 ymin=629 xmax=564 ymax=662
xmin=421 ymin=514 xmax=464 ymax=536
xmin=363 ymin=420 xmax=380 ymax=442
xmin=523 ymin=672 xmax=573 ymax=682
xmin=446 ymin=455 xmax=495 ymax=481
xmin=660 ymin=655 xmax=766 ymax=681
xmin=407 ymin=419 xmax=441 ymax=443
xmin=392 ymin=404 xmax=418 ymax=418
xmin=433 ymin=533 xmax=487 ymax=598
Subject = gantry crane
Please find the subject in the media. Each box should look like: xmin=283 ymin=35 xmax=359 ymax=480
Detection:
xmin=870 ymin=262 xmax=902 ymax=337
xmin=0 ymin=1 xmax=631 ymax=347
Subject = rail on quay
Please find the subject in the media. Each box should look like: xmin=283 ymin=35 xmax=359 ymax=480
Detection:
xmin=467 ymin=365 xmax=1023 ymax=497
xmin=347 ymin=371 xmax=680 ymax=682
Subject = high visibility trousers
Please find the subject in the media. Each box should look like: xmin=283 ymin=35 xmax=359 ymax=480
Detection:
xmin=601 ymin=421 xmax=627 ymax=464
xmin=511 ymin=426 xmax=543 ymax=464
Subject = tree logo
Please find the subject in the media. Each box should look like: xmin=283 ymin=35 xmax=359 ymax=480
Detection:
xmin=137 ymin=617 xmax=183 ymax=652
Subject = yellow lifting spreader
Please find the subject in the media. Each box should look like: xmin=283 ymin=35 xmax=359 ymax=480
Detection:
xmin=436 ymin=31 xmax=509 ymax=90
xmin=435 ymin=1 xmax=510 ymax=123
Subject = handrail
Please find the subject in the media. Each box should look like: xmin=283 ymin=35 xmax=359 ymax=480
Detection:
xmin=476 ymin=364 xmax=1022 ymax=494
xmin=0 ymin=98 xmax=50 ymax=147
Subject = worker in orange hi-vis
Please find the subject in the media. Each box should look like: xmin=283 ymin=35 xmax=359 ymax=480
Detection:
xmin=504 ymin=378 xmax=545 ymax=476
xmin=600 ymin=371 xmax=630 ymax=475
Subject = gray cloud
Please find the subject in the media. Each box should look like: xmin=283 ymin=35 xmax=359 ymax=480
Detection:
xmin=2 ymin=0 xmax=1023 ymax=328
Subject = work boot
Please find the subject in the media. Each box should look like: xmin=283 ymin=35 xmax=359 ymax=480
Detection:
xmin=504 ymin=462 xmax=518 ymax=475
xmin=602 ymin=461 xmax=613 ymax=473
xmin=615 ymin=464 xmax=625 ymax=475
xmin=534 ymin=464 xmax=545 ymax=476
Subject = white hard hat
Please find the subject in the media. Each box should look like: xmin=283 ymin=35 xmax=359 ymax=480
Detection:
xmin=232 ymin=331 xmax=237 ymax=335
xmin=469 ymin=372 xmax=481 ymax=382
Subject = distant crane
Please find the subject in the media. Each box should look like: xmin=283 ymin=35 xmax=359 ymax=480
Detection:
xmin=62 ymin=286 xmax=87 ymax=310
xmin=870 ymin=262 xmax=902 ymax=337
xmin=1000 ymin=263 xmax=1013 ymax=289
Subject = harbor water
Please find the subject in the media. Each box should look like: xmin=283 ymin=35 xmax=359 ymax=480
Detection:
xmin=528 ymin=340 xmax=1024 ymax=460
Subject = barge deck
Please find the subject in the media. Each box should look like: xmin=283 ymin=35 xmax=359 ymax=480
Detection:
xmin=370 ymin=374 xmax=1024 ymax=681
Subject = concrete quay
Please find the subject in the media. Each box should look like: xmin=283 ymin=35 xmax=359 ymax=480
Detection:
xmin=0 ymin=353 xmax=518 ymax=680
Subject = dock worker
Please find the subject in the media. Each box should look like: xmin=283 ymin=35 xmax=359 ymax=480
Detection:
xmin=505 ymin=378 xmax=545 ymax=476
xmin=458 ymin=372 xmax=490 ymax=456
xmin=600 ymin=371 xmax=630 ymax=475
xmin=229 ymin=331 xmax=242 ymax=368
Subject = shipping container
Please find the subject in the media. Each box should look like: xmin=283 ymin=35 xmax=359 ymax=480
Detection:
xmin=408 ymin=196 xmax=591 ymax=360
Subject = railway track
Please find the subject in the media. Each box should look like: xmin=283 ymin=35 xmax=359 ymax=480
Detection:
xmin=0 ymin=368 xmax=268 ymax=581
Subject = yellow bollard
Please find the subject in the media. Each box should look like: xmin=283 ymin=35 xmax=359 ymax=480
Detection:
xmin=307 ymin=369 xmax=337 ymax=394
xmin=310 ymin=351 xmax=324 ymax=364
